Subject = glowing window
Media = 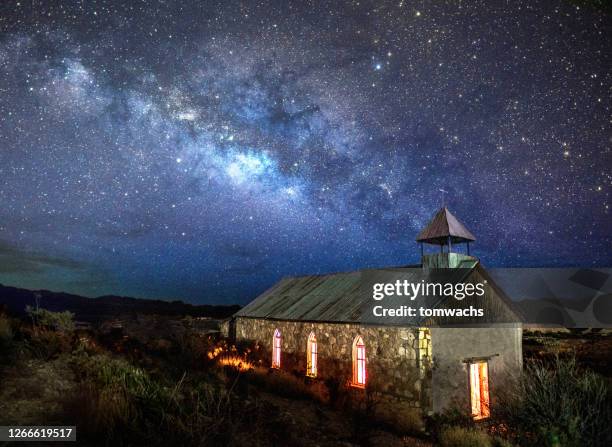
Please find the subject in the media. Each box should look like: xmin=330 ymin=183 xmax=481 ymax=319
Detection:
xmin=272 ymin=329 xmax=281 ymax=368
xmin=306 ymin=332 xmax=317 ymax=377
xmin=469 ymin=362 xmax=490 ymax=420
xmin=352 ymin=336 xmax=366 ymax=387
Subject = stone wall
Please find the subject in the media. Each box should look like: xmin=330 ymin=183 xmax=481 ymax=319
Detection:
xmin=219 ymin=319 xmax=230 ymax=338
xmin=234 ymin=316 xmax=431 ymax=407
xmin=430 ymin=325 xmax=523 ymax=414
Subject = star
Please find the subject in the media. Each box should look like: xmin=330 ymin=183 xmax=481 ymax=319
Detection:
xmin=0 ymin=0 xmax=608 ymax=304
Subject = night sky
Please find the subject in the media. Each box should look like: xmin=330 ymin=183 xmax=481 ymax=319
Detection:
xmin=0 ymin=1 xmax=610 ymax=304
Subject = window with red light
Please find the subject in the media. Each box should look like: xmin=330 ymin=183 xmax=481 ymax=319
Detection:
xmin=352 ymin=336 xmax=366 ymax=387
xmin=272 ymin=329 xmax=281 ymax=368
xmin=306 ymin=332 xmax=317 ymax=377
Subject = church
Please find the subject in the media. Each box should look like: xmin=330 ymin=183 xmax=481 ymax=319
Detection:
xmin=223 ymin=207 xmax=523 ymax=419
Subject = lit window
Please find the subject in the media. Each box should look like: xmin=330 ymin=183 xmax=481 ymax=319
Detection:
xmin=307 ymin=332 xmax=317 ymax=377
xmin=272 ymin=329 xmax=281 ymax=368
xmin=469 ymin=362 xmax=490 ymax=420
xmin=352 ymin=336 xmax=366 ymax=387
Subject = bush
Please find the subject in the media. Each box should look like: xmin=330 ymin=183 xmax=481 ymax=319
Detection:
xmin=26 ymin=328 xmax=73 ymax=360
xmin=0 ymin=314 xmax=15 ymax=359
xmin=497 ymin=356 xmax=611 ymax=446
xmin=66 ymin=352 xmax=267 ymax=446
xmin=491 ymin=437 xmax=514 ymax=447
xmin=67 ymin=353 xmax=174 ymax=441
xmin=26 ymin=306 xmax=75 ymax=331
xmin=0 ymin=314 xmax=13 ymax=342
xmin=426 ymin=407 xmax=475 ymax=441
xmin=439 ymin=426 xmax=492 ymax=447
xmin=244 ymin=367 xmax=324 ymax=401
xmin=372 ymin=401 xmax=424 ymax=435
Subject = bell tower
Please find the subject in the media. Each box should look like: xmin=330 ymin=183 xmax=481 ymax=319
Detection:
xmin=416 ymin=207 xmax=477 ymax=268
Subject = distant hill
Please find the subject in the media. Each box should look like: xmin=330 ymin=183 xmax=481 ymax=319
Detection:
xmin=0 ymin=283 xmax=240 ymax=322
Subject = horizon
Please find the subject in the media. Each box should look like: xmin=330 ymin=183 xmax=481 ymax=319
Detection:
xmin=0 ymin=0 xmax=610 ymax=305
xmin=1 ymin=264 xmax=610 ymax=307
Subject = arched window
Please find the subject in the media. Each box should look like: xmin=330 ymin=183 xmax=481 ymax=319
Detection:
xmin=272 ymin=329 xmax=281 ymax=368
xmin=352 ymin=335 xmax=366 ymax=387
xmin=306 ymin=332 xmax=317 ymax=377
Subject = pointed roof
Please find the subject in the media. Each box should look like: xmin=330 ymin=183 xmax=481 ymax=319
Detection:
xmin=416 ymin=207 xmax=476 ymax=245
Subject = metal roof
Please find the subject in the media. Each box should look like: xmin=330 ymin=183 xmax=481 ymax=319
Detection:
xmin=416 ymin=207 xmax=476 ymax=245
xmin=235 ymin=266 xmax=476 ymax=325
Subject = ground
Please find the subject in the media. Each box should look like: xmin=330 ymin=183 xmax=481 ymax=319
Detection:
xmin=1 ymin=314 xmax=610 ymax=446
xmin=0 ymin=357 xmax=427 ymax=446
xmin=0 ymin=356 xmax=76 ymax=425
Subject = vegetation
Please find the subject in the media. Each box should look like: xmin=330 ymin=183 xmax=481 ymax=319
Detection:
xmin=64 ymin=352 xmax=257 ymax=445
xmin=0 ymin=313 xmax=14 ymax=356
xmin=496 ymin=356 xmax=612 ymax=447
xmin=0 ymin=310 xmax=353 ymax=446
xmin=26 ymin=306 xmax=75 ymax=331
xmin=1 ymin=309 xmax=611 ymax=446
xmin=439 ymin=426 xmax=492 ymax=447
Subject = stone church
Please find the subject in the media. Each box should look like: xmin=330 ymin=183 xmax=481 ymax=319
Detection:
xmin=223 ymin=207 xmax=522 ymax=419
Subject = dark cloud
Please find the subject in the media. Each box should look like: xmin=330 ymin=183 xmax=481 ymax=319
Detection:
xmin=0 ymin=240 xmax=88 ymax=274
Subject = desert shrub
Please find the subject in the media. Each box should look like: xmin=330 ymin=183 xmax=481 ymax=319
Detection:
xmin=232 ymin=339 xmax=265 ymax=366
xmin=26 ymin=328 xmax=73 ymax=360
xmin=63 ymin=381 xmax=132 ymax=438
xmin=497 ymin=356 xmax=611 ymax=447
xmin=75 ymin=354 xmax=168 ymax=404
xmin=167 ymin=334 xmax=261 ymax=375
xmin=244 ymin=367 xmax=322 ymax=401
xmin=66 ymin=352 xmax=267 ymax=445
xmin=491 ymin=437 xmax=514 ymax=447
xmin=372 ymin=401 xmax=424 ymax=435
xmin=0 ymin=314 xmax=14 ymax=353
xmin=66 ymin=353 xmax=174 ymax=442
xmin=170 ymin=331 xmax=215 ymax=370
xmin=167 ymin=377 xmax=261 ymax=445
xmin=426 ymin=407 xmax=475 ymax=441
xmin=26 ymin=306 xmax=75 ymax=331
xmin=439 ymin=426 xmax=492 ymax=447
xmin=0 ymin=314 xmax=20 ymax=366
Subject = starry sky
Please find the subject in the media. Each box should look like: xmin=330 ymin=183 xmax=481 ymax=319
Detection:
xmin=0 ymin=0 xmax=610 ymax=304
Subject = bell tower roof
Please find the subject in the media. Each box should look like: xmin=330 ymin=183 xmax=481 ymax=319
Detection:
xmin=416 ymin=207 xmax=476 ymax=246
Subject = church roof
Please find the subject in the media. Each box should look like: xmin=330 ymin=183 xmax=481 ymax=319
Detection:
xmin=416 ymin=207 xmax=476 ymax=245
xmin=234 ymin=263 xmax=514 ymax=325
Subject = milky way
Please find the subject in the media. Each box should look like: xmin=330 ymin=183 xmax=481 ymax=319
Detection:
xmin=0 ymin=0 xmax=610 ymax=304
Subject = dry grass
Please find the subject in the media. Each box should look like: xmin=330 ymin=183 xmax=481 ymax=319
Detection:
xmin=496 ymin=356 xmax=611 ymax=446
xmin=439 ymin=426 xmax=492 ymax=447
xmin=373 ymin=401 xmax=424 ymax=435
xmin=4 ymin=314 xmax=610 ymax=446
xmin=244 ymin=366 xmax=328 ymax=402
xmin=0 ymin=314 xmax=13 ymax=339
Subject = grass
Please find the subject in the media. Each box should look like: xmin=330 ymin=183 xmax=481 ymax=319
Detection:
xmin=243 ymin=367 xmax=327 ymax=401
xmin=496 ymin=356 xmax=612 ymax=447
xmin=2 ymin=311 xmax=611 ymax=446
xmin=66 ymin=351 xmax=251 ymax=445
xmin=439 ymin=426 xmax=492 ymax=447
xmin=0 ymin=313 xmax=14 ymax=356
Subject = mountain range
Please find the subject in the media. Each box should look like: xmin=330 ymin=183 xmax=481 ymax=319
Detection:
xmin=0 ymin=283 xmax=240 ymax=322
